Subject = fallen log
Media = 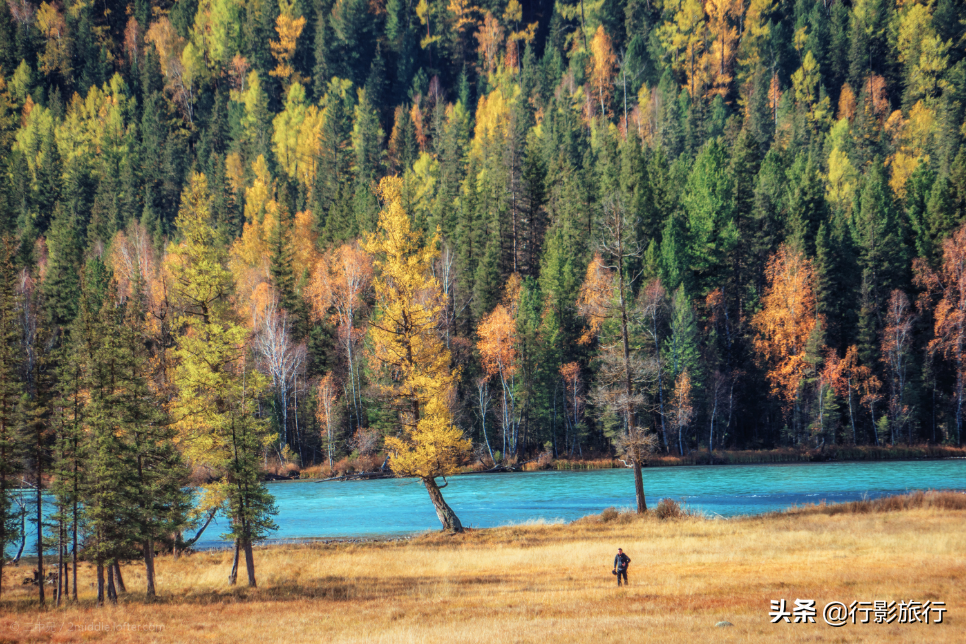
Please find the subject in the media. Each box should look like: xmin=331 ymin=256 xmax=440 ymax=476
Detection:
xmin=315 ymin=470 xmax=394 ymax=482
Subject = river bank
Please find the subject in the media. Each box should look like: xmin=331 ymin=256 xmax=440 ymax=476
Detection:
xmin=1 ymin=491 xmax=963 ymax=643
xmin=292 ymin=444 xmax=966 ymax=480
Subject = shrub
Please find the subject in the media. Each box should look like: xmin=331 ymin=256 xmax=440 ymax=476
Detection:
xmin=299 ymin=464 xmax=329 ymax=479
xmin=537 ymin=449 xmax=554 ymax=468
xmin=600 ymin=507 xmax=620 ymax=522
xmin=332 ymin=457 xmax=353 ymax=475
xmin=655 ymin=498 xmax=684 ymax=520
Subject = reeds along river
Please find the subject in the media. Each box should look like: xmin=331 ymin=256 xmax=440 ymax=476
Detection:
xmin=7 ymin=460 xmax=965 ymax=555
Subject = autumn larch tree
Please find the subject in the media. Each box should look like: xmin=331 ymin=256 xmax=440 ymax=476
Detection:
xmin=168 ymin=173 xmax=278 ymax=586
xmin=364 ymin=176 xmax=471 ymax=532
xmin=588 ymin=26 xmax=616 ymax=117
xmin=752 ymin=244 xmax=822 ymax=444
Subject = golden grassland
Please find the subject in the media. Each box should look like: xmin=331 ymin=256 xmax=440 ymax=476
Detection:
xmin=1 ymin=491 xmax=964 ymax=643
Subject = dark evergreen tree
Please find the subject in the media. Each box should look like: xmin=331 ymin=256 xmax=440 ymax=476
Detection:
xmin=0 ymin=238 xmax=22 ymax=598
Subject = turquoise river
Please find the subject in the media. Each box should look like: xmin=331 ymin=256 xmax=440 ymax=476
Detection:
xmin=5 ymin=459 xmax=964 ymax=554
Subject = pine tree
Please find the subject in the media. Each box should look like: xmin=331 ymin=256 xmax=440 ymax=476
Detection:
xmin=785 ymin=151 xmax=827 ymax=258
xmin=0 ymin=238 xmax=22 ymax=599
xmin=852 ymin=165 xmax=909 ymax=366
xmin=50 ymin=316 xmax=85 ymax=604
xmin=122 ymin=278 xmax=191 ymax=598
xmin=79 ymin=277 xmax=141 ymax=605
xmin=815 ymin=218 xmax=858 ymax=354
xmin=684 ymin=140 xmax=737 ymax=294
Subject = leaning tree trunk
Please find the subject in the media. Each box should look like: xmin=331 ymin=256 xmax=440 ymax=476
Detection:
xmin=243 ymin=537 xmax=257 ymax=587
xmin=633 ymin=460 xmax=646 ymax=513
xmin=113 ymin=561 xmax=126 ymax=593
xmin=422 ymin=477 xmax=463 ymax=532
xmin=228 ymin=540 xmax=240 ymax=586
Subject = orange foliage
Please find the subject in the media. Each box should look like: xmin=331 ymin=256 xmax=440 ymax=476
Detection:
xmin=478 ymin=304 xmax=518 ymax=379
xmin=308 ymin=243 xmax=373 ymax=337
xmin=838 ymin=83 xmax=856 ymax=122
xmin=915 ymin=224 xmax=966 ymax=442
xmin=704 ymin=0 xmax=741 ymax=98
xmin=316 ymin=371 xmax=340 ymax=467
xmin=752 ymin=245 xmax=822 ymax=407
xmin=576 ymin=253 xmax=616 ymax=344
xmin=476 ymin=12 xmax=504 ymax=75
xmin=668 ymin=370 xmax=694 ymax=448
xmin=865 ymin=75 xmax=890 ymax=121
xmin=410 ymin=97 xmax=428 ymax=152
xmin=560 ymin=361 xmax=584 ymax=428
xmin=478 ymin=276 xmax=523 ymax=382
xmin=587 ymin=26 xmax=616 ymax=116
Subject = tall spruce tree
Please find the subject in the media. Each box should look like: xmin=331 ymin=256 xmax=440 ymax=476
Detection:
xmin=0 ymin=238 xmax=22 ymax=599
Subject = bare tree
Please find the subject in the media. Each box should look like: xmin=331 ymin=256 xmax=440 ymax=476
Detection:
xmin=308 ymin=244 xmax=372 ymax=433
xmin=475 ymin=376 xmax=495 ymax=463
xmin=252 ymin=293 xmax=306 ymax=458
xmin=316 ymin=373 xmax=340 ymax=469
xmin=578 ymin=195 xmax=656 ymax=513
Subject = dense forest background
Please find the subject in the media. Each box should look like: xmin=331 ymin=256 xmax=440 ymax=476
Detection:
xmin=1 ymin=0 xmax=966 ymax=479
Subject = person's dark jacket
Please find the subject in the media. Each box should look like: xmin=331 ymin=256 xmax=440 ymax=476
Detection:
xmin=614 ymin=553 xmax=630 ymax=570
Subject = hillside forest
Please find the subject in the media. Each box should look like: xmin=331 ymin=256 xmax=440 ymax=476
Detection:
xmin=0 ymin=0 xmax=966 ymax=603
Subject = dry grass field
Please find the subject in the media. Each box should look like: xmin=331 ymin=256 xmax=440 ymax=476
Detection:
xmin=0 ymin=491 xmax=963 ymax=643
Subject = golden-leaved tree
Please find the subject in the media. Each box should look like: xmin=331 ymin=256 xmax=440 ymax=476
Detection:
xmin=167 ymin=173 xmax=277 ymax=586
xmin=364 ymin=176 xmax=471 ymax=532
xmin=752 ymin=244 xmax=823 ymax=441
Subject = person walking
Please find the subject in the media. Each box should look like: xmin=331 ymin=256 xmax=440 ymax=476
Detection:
xmin=613 ymin=548 xmax=631 ymax=586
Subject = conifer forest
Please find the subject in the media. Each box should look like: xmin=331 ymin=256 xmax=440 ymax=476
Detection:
xmin=1 ymin=0 xmax=966 ymax=605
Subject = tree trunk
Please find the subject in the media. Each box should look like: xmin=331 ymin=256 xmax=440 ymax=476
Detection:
xmin=61 ymin=543 xmax=68 ymax=604
xmin=633 ymin=460 xmax=647 ymax=513
xmin=71 ymin=503 xmax=78 ymax=601
xmin=709 ymin=398 xmax=717 ymax=456
xmin=243 ymin=538 xmax=257 ymax=588
xmin=229 ymin=540 xmax=240 ymax=586
xmin=96 ymin=561 xmax=105 ymax=606
xmin=56 ymin=522 xmax=63 ymax=606
xmin=143 ymin=540 xmax=156 ymax=597
xmin=107 ymin=563 xmax=117 ymax=604
xmin=114 ymin=561 xmax=126 ymax=592
xmin=423 ymin=477 xmax=463 ymax=532
xmin=35 ymin=466 xmax=43 ymax=605
xmin=847 ymin=382 xmax=857 ymax=444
